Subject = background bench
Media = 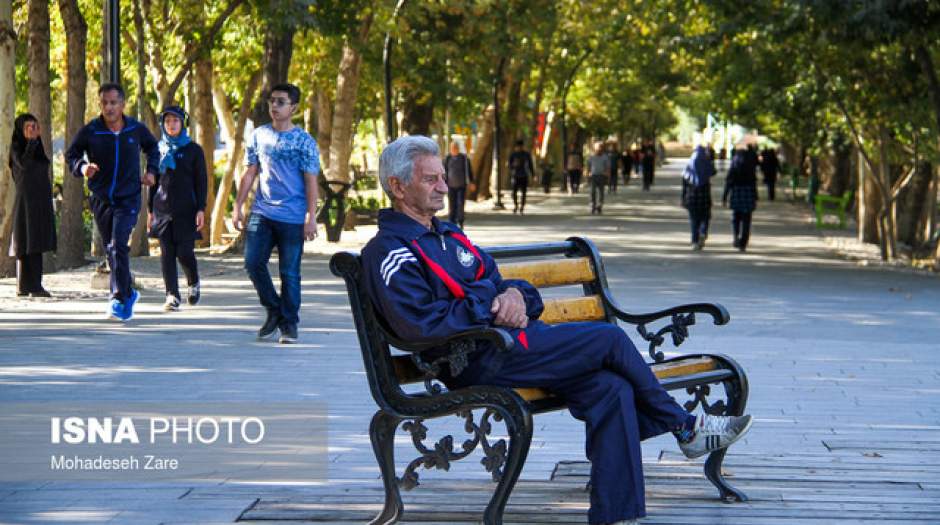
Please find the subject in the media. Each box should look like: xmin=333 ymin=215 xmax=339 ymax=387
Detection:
xmin=330 ymin=236 xmax=750 ymax=525
xmin=814 ymin=190 xmax=854 ymax=229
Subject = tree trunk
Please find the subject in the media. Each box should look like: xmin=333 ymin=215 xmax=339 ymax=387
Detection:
xmin=858 ymin=148 xmax=880 ymax=244
xmin=470 ymin=105 xmax=495 ymax=201
xmin=898 ymin=159 xmax=932 ymax=247
xmin=57 ymin=0 xmax=88 ymax=269
xmin=251 ymin=27 xmax=295 ymax=127
xmin=193 ymin=56 xmax=215 ymax=246
xmin=211 ymin=70 xmax=261 ymax=246
xmin=316 ymin=90 xmax=333 ymax=170
xmin=401 ymin=92 xmax=434 ymax=136
xmin=27 ymin=0 xmax=52 ymax=170
xmin=327 ymin=13 xmax=374 ymax=187
xmin=0 ymin=1 xmax=17 ymax=276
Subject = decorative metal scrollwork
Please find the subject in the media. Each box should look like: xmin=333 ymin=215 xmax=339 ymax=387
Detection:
xmin=398 ymin=409 xmax=508 ymax=491
xmin=410 ymin=339 xmax=476 ymax=395
xmin=682 ymin=383 xmax=728 ymax=415
xmin=637 ymin=312 xmax=696 ymax=362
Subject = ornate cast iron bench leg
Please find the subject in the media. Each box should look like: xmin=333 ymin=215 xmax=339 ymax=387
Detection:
xmin=483 ymin=407 xmax=533 ymax=525
xmin=369 ymin=411 xmax=403 ymax=525
xmin=699 ymin=357 xmax=750 ymax=502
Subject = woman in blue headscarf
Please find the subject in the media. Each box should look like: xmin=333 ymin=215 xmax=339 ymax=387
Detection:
xmin=148 ymin=106 xmax=207 ymax=311
xmin=681 ymin=144 xmax=715 ymax=250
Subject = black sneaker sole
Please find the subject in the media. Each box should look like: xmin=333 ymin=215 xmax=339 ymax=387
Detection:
xmin=257 ymin=329 xmax=280 ymax=341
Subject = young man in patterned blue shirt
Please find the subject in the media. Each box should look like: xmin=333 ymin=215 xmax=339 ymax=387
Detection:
xmin=233 ymin=83 xmax=320 ymax=343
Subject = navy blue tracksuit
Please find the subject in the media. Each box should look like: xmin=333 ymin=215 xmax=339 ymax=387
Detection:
xmin=65 ymin=116 xmax=159 ymax=301
xmin=362 ymin=209 xmax=692 ymax=524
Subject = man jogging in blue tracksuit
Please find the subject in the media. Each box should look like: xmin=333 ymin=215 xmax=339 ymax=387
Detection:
xmin=361 ymin=135 xmax=753 ymax=525
xmin=65 ymin=83 xmax=159 ymax=321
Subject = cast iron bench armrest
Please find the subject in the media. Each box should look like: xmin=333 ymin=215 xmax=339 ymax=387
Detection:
xmin=381 ymin=325 xmax=516 ymax=354
xmin=607 ymin=299 xmax=731 ymax=326
xmin=605 ymin=296 xmax=730 ymax=361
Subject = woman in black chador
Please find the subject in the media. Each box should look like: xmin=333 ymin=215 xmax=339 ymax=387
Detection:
xmin=722 ymin=149 xmax=758 ymax=252
xmin=9 ymin=114 xmax=56 ymax=297
xmin=148 ymin=106 xmax=207 ymax=311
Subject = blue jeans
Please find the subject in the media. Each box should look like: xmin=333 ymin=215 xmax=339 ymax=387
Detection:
xmin=90 ymin=195 xmax=139 ymax=302
xmin=244 ymin=214 xmax=304 ymax=325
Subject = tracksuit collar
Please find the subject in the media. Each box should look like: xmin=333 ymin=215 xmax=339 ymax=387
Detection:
xmin=378 ymin=208 xmax=458 ymax=241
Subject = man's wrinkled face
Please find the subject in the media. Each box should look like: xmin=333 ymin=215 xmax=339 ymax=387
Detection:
xmin=99 ymin=90 xmax=125 ymax=124
xmin=395 ymin=155 xmax=448 ymax=215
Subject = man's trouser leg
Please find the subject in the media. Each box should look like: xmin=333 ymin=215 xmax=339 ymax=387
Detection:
xmin=273 ymin=219 xmax=304 ymax=326
xmin=91 ymin=196 xmax=137 ymax=301
xmin=244 ymin=214 xmax=280 ymax=316
xmin=453 ymin=322 xmax=693 ymax=523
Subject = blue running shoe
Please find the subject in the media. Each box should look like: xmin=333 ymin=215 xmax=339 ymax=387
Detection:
xmin=108 ymin=298 xmax=124 ymax=320
xmin=119 ymin=289 xmax=140 ymax=321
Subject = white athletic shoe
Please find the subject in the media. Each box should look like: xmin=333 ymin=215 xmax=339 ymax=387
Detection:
xmin=679 ymin=414 xmax=753 ymax=459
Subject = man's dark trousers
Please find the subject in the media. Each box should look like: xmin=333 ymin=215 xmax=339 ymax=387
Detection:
xmin=89 ymin=195 xmax=139 ymax=301
xmin=451 ymin=321 xmax=691 ymax=524
xmin=448 ymin=187 xmax=467 ymax=225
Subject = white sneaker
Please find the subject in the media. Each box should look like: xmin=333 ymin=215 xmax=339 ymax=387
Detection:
xmin=679 ymin=414 xmax=752 ymax=459
xmin=163 ymin=294 xmax=181 ymax=312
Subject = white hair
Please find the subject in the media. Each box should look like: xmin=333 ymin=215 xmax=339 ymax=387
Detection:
xmin=378 ymin=135 xmax=440 ymax=199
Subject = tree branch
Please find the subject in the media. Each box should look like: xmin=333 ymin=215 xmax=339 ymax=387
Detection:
xmin=164 ymin=0 xmax=246 ymax=102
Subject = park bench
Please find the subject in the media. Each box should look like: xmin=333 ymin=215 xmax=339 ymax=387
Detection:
xmin=330 ymin=236 xmax=750 ymax=525
xmin=814 ymin=190 xmax=854 ymax=229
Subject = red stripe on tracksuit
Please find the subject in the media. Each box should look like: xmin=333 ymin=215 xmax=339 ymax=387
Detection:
xmin=411 ymin=234 xmax=528 ymax=349
xmin=449 ymin=232 xmax=486 ymax=281
xmin=411 ymin=240 xmax=466 ymax=299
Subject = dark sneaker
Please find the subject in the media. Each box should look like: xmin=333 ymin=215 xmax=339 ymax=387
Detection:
xmin=29 ymin=288 xmax=52 ymax=298
xmin=679 ymin=414 xmax=753 ymax=459
xmin=118 ymin=289 xmax=140 ymax=321
xmin=279 ymin=323 xmax=298 ymax=344
xmin=108 ymin=298 xmax=124 ymax=321
xmin=258 ymin=310 xmax=281 ymax=341
xmin=187 ymin=283 xmax=201 ymax=306
xmin=163 ymin=294 xmax=181 ymax=312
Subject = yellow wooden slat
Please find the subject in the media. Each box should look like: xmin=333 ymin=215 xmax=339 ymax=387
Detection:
xmin=513 ymin=357 xmax=718 ymax=403
xmin=498 ymin=257 xmax=595 ymax=288
xmin=539 ymin=295 xmax=606 ymax=324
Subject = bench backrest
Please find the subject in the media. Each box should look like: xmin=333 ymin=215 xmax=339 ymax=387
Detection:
xmin=330 ymin=236 xmax=614 ymax=412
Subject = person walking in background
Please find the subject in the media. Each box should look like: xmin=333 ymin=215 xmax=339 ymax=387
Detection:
xmin=641 ymin=140 xmax=656 ymax=191
xmin=621 ymin=146 xmax=633 ymax=186
xmin=759 ymin=146 xmax=780 ymax=201
xmin=566 ymin=146 xmax=583 ymax=194
xmin=681 ymin=144 xmax=715 ymax=251
xmin=509 ymin=139 xmax=534 ymax=214
xmin=540 ymin=159 xmax=554 ymax=194
xmin=65 ymin=83 xmax=159 ymax=321
xmin=723 ymin=150 xmax=759 ymax=252
xmin=587 ymin=142 xmax=610 ymax=215
xmin=9 ymin=114 xmax=56 ymax=298
xmin=444 ymin=141 xmax=473 ymax=228
xmin=606 ymin=141 xmax=620 ymax=194
xmin=147 ymin=106 xmax=207 ymax=312
xmin=233 ymin=83 xmax=320 ymax=344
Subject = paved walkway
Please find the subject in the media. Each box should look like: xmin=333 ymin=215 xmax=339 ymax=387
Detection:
xmin=1 ymin=160 xmax=938 ymax=524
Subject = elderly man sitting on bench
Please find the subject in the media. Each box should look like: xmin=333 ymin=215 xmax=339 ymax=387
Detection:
xmin=361 ymin=135 xmax=753 ymax=525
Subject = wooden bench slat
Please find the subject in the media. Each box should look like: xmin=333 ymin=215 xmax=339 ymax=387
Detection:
xmin=498 ymin=257 xmax=595 ymax=288
xmin=392 ymin=354 xmax=720 ymax=404
xmin=540 ymin=295 xmax=606 ymax=324
xmin=513 ymin=357 xmax=719 ymax=402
